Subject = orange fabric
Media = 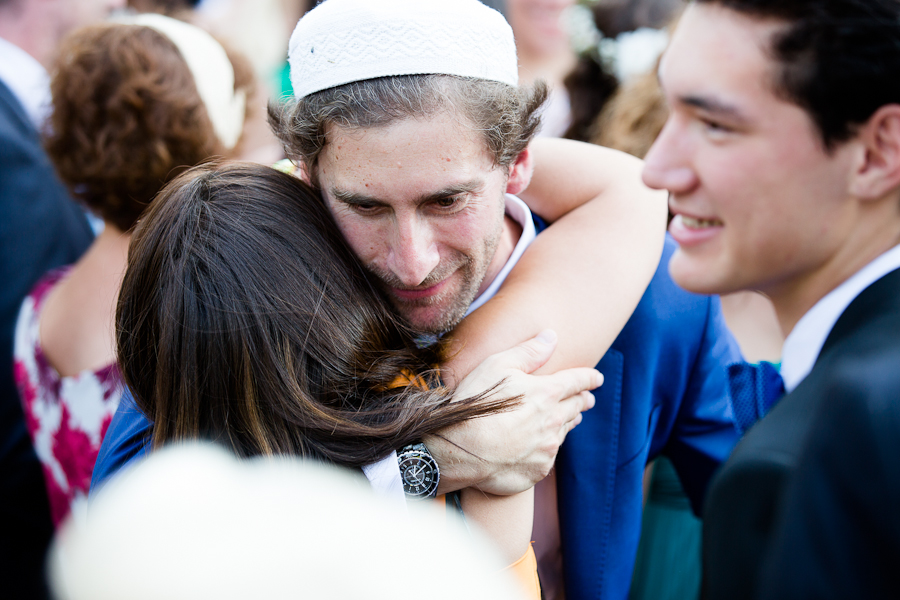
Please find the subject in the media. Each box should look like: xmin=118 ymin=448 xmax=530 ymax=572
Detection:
xmin=389 ymin=370 xmax=429 ymax=390
xmin=503 ymin=544 xmax=541 ymax=600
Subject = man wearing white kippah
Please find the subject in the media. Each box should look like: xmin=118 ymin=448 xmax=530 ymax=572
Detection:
xmin=0 ymin=0 xmax=125 ymax=597
xmin=93 ymin=1 xmax=741 ymax=598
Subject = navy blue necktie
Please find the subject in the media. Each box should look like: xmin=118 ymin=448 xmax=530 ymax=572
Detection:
xmin=726 ymin=361 xmax=785 ymax=434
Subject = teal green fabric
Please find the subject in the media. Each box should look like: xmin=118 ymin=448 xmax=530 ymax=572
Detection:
xmin=275 ymin=61 xmax=292 ymax=101
xmin=629 ymin=457 xmax=702 ymax=600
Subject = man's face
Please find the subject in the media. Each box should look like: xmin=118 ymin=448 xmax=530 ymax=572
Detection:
xmin=642 ymin=4 xmax=859 ymax=301
xmin=316 ymin=110 xmax=510 ymax=334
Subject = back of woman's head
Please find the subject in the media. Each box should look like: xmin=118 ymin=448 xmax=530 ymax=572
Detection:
xmin=45 ymin=19 xmax=252 ymax=231
xmin=117 ymin=162 xmax=511 ymax=466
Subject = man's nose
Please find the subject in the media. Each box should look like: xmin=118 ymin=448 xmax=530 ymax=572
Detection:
xmin=642 ymin=119 xmax=699 ymax=194
xmin=386 ymin=216 xmax=441 ymax=287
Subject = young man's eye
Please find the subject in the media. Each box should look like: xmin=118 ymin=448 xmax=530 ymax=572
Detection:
xmin=700 ymin=118 xmax=733 ymax=136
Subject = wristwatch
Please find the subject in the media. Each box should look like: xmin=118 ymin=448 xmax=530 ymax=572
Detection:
xmin=397 ymin=442 xmax=440 ymax=500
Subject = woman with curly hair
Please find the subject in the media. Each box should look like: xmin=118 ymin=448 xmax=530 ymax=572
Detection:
xmin=12 ymin=14 xmax=252 ymax=526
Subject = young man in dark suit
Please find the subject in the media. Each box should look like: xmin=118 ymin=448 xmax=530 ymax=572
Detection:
xmin=642 ymin=1 xmax=900 ymax=598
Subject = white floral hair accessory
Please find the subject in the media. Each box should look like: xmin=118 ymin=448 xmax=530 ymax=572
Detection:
xmin=288 ymin=0 xmax=519 ymax=100
xmin=565 ymin=4 xmax=669 ymax=82
xmin=116 ymin=13 xmax=246 ymax=150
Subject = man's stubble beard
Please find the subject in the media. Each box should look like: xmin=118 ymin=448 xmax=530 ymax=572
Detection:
xmin=369 ymin=229 xmax=502 ymax=335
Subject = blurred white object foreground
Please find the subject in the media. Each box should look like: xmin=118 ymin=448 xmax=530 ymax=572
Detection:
xmin=49 ymin=443 xmax=525 ymax=600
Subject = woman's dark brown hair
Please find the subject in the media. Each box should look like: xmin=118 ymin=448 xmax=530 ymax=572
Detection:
xmin=116 ymin=162 xmax=515 ymax=467
xmin=44 ymin=23 xmax=253 ymax=232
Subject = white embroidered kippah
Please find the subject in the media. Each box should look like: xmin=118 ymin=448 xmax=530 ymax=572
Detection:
xmin=117 ymin=14 xmax=246 ymax=150
xmin=288 ymin=0 xmax=518 ymax=100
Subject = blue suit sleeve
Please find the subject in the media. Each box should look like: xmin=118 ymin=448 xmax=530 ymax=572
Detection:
xmin=666 ymin=294 xmax=742 ymax=514
xmin=91 ymin=386 xmax=152 ymax=493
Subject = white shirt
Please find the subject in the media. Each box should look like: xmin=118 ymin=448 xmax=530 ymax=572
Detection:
xmin=0 ymin=35 xmax=51 ymax=128
xmin=362 ymin=194 xmax=537 ymax=507
xmin=780 ymin=243 xmax=900 ymax=393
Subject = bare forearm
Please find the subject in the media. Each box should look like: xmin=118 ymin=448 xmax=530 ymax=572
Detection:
xmin=460 ymin=487 xmax=534 ymax=563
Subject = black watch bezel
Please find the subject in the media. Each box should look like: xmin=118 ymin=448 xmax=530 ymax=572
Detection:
xmin=397 ymin=442 xmax=440 ymax=500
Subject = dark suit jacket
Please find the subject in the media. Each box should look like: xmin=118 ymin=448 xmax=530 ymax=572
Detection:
xmin=0 ymin=79 xmax=93 ymax=599
xmin=702 ymin=266 xmax=900 ymax=600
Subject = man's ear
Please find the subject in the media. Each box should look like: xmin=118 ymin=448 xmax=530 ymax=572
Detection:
xmin=505 ymin=147 xmax=534 ymax=195
xmin=849 ymin=105 xmax=900 ymax=200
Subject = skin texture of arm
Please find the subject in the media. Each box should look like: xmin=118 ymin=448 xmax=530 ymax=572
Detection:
xmin=428 ymin=138 xmax=669 ymax=496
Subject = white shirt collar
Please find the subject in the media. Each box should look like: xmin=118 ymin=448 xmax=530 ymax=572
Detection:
xmin=364 ymin=194 xmax=536 ymax=505
xmin=781 ymin=243 xmax=900 ymax=392
xmin=0 ymin=35 xmax=51 ymax=128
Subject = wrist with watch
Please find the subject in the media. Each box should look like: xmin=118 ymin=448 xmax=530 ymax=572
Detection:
xmin=397 ymin=442 xmax=440 ymax=500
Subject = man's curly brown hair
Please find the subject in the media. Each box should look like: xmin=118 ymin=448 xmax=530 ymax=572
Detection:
xmin=45 ymin=23 xmax=253 ymax=232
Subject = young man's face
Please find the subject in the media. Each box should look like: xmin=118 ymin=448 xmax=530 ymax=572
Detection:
xmin=642 ymin=4 xmax=859 ymax=301
xmin=315 ymin=110 xmax=513 ymax=334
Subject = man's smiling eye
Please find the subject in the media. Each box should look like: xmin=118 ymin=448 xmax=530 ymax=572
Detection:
xmin=700 ymin=117 xmax=734 ymax=136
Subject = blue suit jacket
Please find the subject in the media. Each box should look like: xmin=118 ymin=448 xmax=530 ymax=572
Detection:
xmin=93 ymin=233 xmax=740 ymax=600
xmin=0 ymin=79 xmax=93 ymax=599
xmin=556 ymin=236 xmax=741 ymax=599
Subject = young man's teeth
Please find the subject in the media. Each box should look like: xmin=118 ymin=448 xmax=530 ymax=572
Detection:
xmin=682 ymin=215 xmax=721 ymax=228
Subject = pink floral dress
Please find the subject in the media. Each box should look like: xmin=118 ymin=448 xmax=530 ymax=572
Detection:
xmin=13 ymin=267 xmax=123 ymax=526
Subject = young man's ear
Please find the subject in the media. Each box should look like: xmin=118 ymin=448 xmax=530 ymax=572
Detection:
xmin=505 ymin=147 xmax=534 ymax=195
xmin=849 ymin=104 xmax=900 ymax=200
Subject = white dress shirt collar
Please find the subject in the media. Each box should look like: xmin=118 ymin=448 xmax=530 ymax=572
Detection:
xmin=781 ymin=243 xmax=900 ymax=392
xmin=0 ymin=35 xmax=51 ymax=128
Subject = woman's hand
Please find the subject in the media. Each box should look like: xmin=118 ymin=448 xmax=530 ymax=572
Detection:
xmin=426 ymin=330 xmax=602 ymax=496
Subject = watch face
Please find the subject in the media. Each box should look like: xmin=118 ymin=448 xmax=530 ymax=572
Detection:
xmin=398 ymin=451 xmax=439 ymax=499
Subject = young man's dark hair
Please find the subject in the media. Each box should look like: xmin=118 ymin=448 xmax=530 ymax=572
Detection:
xmin=698 ymin=0 xmax=900 ymax=148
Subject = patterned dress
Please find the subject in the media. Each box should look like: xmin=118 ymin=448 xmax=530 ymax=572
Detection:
xmin=13 ymin=267 xmax=123 ymax=526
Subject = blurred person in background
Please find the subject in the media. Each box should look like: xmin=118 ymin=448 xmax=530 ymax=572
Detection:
xmin=13 ymin=13 xmax=251 ymax=533
xmin=0 ymin=0 xmax=124 ymax=597
xmin=506 ymin=0 xmax=580 ymax=137
xmin=50 ymin=443 xmax=528 ymax=600
xmin=189 ymin=0 xmax=314 ymax=164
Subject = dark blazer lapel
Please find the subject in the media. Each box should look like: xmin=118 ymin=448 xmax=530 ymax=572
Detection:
xmin=818 ymin=266 xmax=900 ymax=360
